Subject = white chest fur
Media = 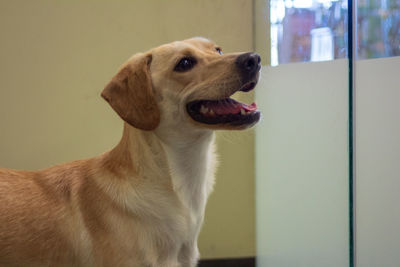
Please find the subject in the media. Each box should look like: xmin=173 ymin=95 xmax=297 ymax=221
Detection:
xmin=106 ymin=129 xmax=218 ymax=266
xmin=160 ymin=133 xmax=217 ymax=233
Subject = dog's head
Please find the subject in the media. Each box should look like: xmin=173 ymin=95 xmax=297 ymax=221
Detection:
xmin=102 ymin=37 xmax=261 ymax=133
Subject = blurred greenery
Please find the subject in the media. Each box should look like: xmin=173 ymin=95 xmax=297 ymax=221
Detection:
xmin=358 ymin=0 xmax=400 ymax=59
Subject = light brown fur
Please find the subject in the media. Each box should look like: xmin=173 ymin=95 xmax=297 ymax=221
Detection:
xmin=0 ymin=38 xmax=260 ymax=267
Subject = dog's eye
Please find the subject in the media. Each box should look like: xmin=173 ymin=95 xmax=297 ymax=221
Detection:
xmin=216 ymin=47 xmax=223 ymax=55
xmin=174 ymin=57 xmax=197 ymax=72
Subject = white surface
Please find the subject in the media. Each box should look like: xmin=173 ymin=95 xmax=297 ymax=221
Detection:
xmin=355 ymin=56 xmax=400 ymax=267
xmin=256 ymin=60 xmax=349 ymax=266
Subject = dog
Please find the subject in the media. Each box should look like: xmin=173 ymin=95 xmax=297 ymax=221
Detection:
xmin=0 ymin=37 xmax=261 ymax=267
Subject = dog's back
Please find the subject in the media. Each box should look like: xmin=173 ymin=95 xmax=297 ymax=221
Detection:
xmin=0 ymin=162 xmax=92 ymax=267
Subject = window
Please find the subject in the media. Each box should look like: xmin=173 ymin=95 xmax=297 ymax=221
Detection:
xmin=270 ymin=0 xmax=348 ymax=66
xmin=270 ymin=0 xmax=400 ymax=66
xmin=357 ymin=0 xmax=400 ymax=59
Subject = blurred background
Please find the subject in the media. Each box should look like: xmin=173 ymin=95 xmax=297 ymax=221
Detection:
xmin=0 ymin=0 xmax=399 ymax=266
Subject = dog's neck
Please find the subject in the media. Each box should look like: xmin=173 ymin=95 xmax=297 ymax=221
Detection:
xmin=108 ymin=123 xmax=216 ymax=214
xmin=156 ymin=128 xmax=216 ymax=214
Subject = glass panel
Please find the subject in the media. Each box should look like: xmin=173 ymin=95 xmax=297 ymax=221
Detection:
xmin=355 ymin=56 xmax=400 ymax=267
xmin=357 ymin=0 xmax=400 ymax=59
xmin=270 ymin=0 xmax=348 ymax=66
xmin=256 ymin=0 xmax=351 ymax=265
xmin=256 ymin=60 xmax=350 ymax=266
xmin=355 ymin=0 xmax=400 ymax=266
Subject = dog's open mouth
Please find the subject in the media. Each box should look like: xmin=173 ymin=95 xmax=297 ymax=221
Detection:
xmin=186 ymin=82 xmax=261 ymax=126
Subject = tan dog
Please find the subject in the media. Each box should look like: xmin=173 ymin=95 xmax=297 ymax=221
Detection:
xmin=0 ymin=38 xmax=261 ymax=267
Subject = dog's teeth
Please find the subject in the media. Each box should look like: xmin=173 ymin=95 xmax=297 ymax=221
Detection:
xmin=200 ymin=105 xmax=207 ymax=114
xmin=209 ymin=110 xmax=215 ymax=116
xmin=240 ymin=109 xmax=246 ymax=115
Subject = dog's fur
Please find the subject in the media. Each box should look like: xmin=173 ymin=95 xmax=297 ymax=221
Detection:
xmin=0 ymin=38 xmax=260 ymax=267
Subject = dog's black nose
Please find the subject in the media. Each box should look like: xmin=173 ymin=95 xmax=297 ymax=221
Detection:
xmin=235 ymin=52 xmax=261 ymax=79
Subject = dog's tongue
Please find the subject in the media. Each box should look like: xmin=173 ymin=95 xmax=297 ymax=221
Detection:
xmin=206 ymin=99 xmax=257 ymax=115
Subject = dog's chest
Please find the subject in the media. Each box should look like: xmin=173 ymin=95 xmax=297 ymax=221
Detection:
xmin=109 ymin=133 xmax=218 ymax=266
xmin=163 ymin=138 xmax=216 ymax=214
xmin=148 ymin=139 xmax=217 ymax=265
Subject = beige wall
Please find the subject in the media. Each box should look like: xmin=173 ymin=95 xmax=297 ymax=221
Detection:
xmin=0 ymin=0 xmax=255 ymax=259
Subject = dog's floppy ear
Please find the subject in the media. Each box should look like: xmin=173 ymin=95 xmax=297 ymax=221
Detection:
xmin=101 ymin=53 xmax=160 ymax=130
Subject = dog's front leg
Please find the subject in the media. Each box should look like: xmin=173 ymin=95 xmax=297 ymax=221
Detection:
xmin=178 ymin=242 xmax=200 ymax=267
xmin=157 ymin=259 xmax=182 ymax=267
